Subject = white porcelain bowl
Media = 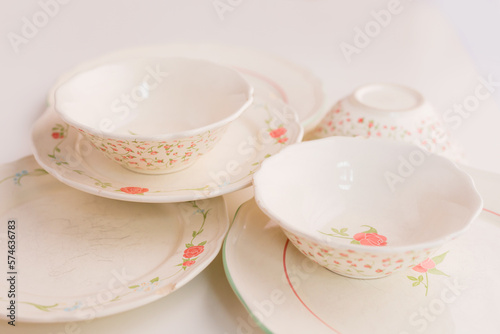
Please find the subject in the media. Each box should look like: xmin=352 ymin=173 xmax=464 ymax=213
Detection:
xmin=312 ymin=83 xmax=462 ymax=161
xmin=253 ymin=137 xmax=482 ymax=279
xmin=54 ymin=57 xmax=253 ymax=174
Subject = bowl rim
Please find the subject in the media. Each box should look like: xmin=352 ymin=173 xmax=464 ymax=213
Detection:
xmin=253 ymin=137 xmax=484 ymax=254
xmin=53 ymin=56 xmax=254 ymax=141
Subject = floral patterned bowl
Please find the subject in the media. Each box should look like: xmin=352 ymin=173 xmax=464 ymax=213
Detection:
xmin=253 ymin=137 xmax=482 ymax=279
xmin=54 ymin=57 xmax=253 ymax=174
xmin=311 ymin=83 xmax=462 ymax=161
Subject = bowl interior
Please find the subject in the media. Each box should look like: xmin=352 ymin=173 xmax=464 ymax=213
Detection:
xmin=254 ymin=137 xmax=482 ymax=248
xmin=54 ymin=57 xmax=252 ymax=136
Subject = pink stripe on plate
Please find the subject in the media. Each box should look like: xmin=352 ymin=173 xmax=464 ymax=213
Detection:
xmin=483 ymin=208 xmax=500 ymax=217
xmin=282 ymin=239 xmax=343 ymax=334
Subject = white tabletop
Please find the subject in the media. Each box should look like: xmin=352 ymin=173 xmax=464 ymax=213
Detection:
xmin=1 ymin=0 xmax=499 ymax=333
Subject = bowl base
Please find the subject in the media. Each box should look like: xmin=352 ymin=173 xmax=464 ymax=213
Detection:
xmin=120 ymin=161 xmax=196 ymax=175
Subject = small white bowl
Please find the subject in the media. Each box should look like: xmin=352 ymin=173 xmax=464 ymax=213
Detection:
xmin=253 ymin=137 xmax=482 ymax=279
xmin=312 ymin=83 xmax=462 ymax=161
xmin=54 ymin=57 xmax=253 ymax=174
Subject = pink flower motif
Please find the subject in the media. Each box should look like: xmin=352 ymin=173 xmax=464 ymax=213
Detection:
xmin=183 ymin=260 xmax=196 ymax=267
xmin=120 ymin=187 xmax=149 ymax=195
xmin=269 ymin=127 xmax=287 ymax=138
xmin=368 ymin=121 xmax=374 ymax=128
xmin=125 ymin=147 xmax=133 ymax=152
xmin=184 ymin=245 xmax=204 ymax=258
xmin=278 ymin=137 xmax=288 ymax=144
xmin=412 ymin=258 xmax=436 ymax=273
xmin=358 ymin=118 xmax=364 ymax=123
xmin=376 ymin=269 xmax=383 ymax=273
xmin=52 ymin=132 xmax=64 ymax=139
xmin=353 ymin=233 xmax=387 ymax=246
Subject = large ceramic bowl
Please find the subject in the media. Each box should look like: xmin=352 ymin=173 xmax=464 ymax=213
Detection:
xmin=54 ymin=57 xmax=253 ymax=174
xmin=253 ymin=137 xmax=482 ymax=279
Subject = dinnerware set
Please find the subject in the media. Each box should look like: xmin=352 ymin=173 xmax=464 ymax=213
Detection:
xmin=1 ymin=44 xmax=313 ymax=323
xmin=0 ymin=44 xmax=486 ymax=330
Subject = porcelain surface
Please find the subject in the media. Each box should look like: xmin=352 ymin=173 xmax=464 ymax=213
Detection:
xmin=47 ymin=43 xmax=325 ymax=132
xmin=54 ymin=57 xmax=253 ymax=174
xmin=311 ymin=83 xmax=462 ymax=161
xmin=32 ymin=96 xmax=303 ymax=203
xmin=0 ymin=156 xmax=229 ymax=322
xmin=253 ymin=137 xmax=482 ymax=278
xmin=224 ymin=198 xmax=498 ymax=333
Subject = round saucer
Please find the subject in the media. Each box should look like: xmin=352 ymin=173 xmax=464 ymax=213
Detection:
xmin=31 ymin=96 xmax=303 ymax=203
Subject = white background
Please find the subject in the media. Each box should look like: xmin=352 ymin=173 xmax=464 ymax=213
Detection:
xmin=1 ymin=0 xmax=499 ymax=333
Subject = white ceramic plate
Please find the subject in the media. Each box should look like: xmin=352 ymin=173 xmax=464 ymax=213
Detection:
xmin=31 ymin=96 xmax=303 ymax=203
xmin=0 ymin=156 xmax=229 ymax=323
xmin=224 ymin=191 xmax=500 ymax=334
xmin=47 ymin=43 xmax=325 ymax=132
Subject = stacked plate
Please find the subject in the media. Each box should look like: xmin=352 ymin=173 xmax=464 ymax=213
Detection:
xmin=0 ymin=44 xmax=325 ymax=323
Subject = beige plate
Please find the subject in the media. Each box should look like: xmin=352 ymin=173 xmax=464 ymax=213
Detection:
xmin=0 ymin=156 xmax=229 ymax=323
